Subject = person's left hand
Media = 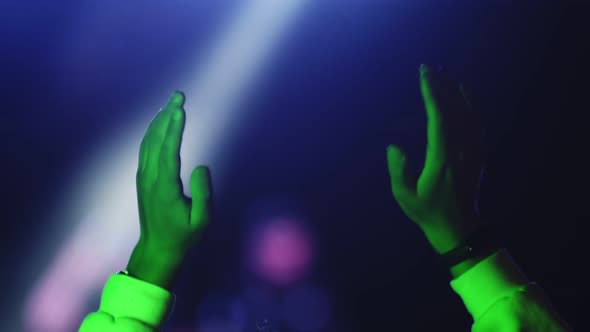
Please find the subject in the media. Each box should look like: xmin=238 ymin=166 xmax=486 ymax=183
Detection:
xmin=127 ymin=91 xmax=212 ymax=289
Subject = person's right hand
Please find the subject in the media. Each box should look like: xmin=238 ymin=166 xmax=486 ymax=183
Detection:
xmin=386 ymin=65 xmax=483 ymax=254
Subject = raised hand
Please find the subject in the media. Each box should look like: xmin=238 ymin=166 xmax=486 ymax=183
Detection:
xmin=386 ymin=65 xmax=483 ymax=254
xmin=127 ymin=91 xmax=212 ymax=290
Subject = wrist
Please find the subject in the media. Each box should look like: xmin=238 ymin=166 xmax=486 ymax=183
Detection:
xmin=428 ymin=222 xmax=501 ymax=279
xmin=421 ymin=226 xmax=469 ymax=254
xmin=126 ymin=242 xmax=185 ymax=291
xmin=420 ymin=216 xmax=482 ymax=254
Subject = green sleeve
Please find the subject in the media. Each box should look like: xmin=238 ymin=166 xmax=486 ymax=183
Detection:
xmin=451 ymin=249 xmax=571 ymax=331
xmin=78 ymin=273 xmax=176 ymax=332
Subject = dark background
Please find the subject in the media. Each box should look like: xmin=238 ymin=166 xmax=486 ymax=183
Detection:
xmin=1 ymin=0 xmax=587 ymax=330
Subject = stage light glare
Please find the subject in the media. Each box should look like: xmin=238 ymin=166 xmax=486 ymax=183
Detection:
xmin=22 ymin=0 xmax=308 ymax=330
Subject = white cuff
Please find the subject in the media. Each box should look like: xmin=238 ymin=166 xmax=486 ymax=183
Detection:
xmin=450 ymin=249 xmax=530 ymax=320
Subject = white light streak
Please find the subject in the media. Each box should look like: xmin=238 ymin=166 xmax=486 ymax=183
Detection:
xmin=22 ymin=1 xmax=307 ymax=331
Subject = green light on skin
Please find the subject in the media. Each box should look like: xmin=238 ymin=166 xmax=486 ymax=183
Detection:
xmin=387 ymin=64 xmax=485 ymax=278
xmin=127 ymin=91 xmax=213 ymax=291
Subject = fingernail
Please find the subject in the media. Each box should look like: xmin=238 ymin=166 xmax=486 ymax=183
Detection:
xmin=419 ymin=64 xmax=430 ymax=75
xmin=196 ymin=165 xmax=211 ymax=180
xmin=170 ymin=90 xmax=185 ymax=105
xmin=198 ymin=165 xmax=210 ymax=173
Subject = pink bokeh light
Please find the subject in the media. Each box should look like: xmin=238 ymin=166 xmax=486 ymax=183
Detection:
xmin=249 ymin=217 xmax=313 ymax=286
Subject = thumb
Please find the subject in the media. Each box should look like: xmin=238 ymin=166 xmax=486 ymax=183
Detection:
xmin=189 ymin=165 xmax=212 ymax=228
xmin=386 ymin=145 xmax=416 ymax=201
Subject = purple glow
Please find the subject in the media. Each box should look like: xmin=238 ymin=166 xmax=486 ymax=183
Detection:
xmin=249 ymin=217 xmax=313 ymax=286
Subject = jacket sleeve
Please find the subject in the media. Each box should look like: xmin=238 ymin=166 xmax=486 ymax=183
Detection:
xmin=450 ymin=249 xmax=571 ymax=332
xmin=78 ymin=273 xmax=176 ymax=332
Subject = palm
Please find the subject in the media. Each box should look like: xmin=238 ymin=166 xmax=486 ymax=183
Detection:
xmin=416 ymin=166 xmax=458 ymax=220
xmin=136 ymin=91 xmax=212 ymax=255
xmin=387 ymin=65 xmax=482 ymax=252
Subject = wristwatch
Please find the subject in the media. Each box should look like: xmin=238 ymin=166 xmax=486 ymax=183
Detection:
xmin=438 ymin=222 xmax=500 ymax=269
xmin=117 ymin=270 xmax=134 ymax=278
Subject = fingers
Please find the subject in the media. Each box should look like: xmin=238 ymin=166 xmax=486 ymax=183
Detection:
xmin=138 ymin=92 xmax=184 ymax=182
xmin=159 ymin=91 xmax=186 ymax=184
xmin=189 ymin=166 xmax=212 ymax=228
xmin=167 ymin=90 xmax=186 ymax=108
xmin=418 ymin=67 xmax=483 ymax=200
xmin=420 ymin=64 xmax=447 ymax=170
xmin=386 ymin=145 xmax=416 ymax=201
xmin=453 ymin=82 xmax=482 ymax=169
xmin=139 ymin=107 xmax=173 ymax=174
